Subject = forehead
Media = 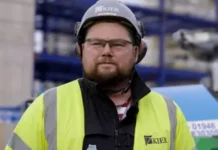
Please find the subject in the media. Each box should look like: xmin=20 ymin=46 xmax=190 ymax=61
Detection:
xmin=86 ymin=22 xmax=131 ymax=40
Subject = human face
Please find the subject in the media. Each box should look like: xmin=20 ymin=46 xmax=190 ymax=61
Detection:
xmin=82 ymin=22 xmax=139 ymax=84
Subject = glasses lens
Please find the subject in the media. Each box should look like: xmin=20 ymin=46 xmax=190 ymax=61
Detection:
xmin=110 ymin=39 xmax=132 ymax=47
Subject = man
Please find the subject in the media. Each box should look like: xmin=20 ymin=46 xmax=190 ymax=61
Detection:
xmin=6 ymin=0 xmax=196 ymax=150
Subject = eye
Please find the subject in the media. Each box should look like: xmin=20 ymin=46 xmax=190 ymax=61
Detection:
xmin=111 ymin=41 xmax=126 ymax=47
xmin=90 ymin=40 xmax=104 ymax=46
xmin=92 ymin=41 xmax=102 ymax=45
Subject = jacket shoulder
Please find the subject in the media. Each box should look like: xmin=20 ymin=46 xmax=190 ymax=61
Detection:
xmin=149 ymin=91 xmax=175 ymax=104
xmin=57 ymin=79 xmax=81 ymax=90
xmin=42 ymin=79 xmax=80 ymax=108
xmin=144 ymin=91 xmax=177 ymax=112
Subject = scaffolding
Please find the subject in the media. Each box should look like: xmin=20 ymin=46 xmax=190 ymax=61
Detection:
xmin=34 ymin=0 xmax=218 ymax=86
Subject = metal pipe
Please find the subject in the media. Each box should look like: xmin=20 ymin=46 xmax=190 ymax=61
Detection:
xmin=157 ymin=0 xmax=166 ymax=86
xmin=42 ymin=0 xmax=48 ymax=53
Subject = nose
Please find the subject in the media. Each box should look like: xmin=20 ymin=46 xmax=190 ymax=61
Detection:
xmin=101 ymin=43 xmax=113 ymax=57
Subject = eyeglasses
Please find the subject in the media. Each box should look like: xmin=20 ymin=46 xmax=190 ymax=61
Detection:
xmin=85 ymin=38 xmax=133 ymax=51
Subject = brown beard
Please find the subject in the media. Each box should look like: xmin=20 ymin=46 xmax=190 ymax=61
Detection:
xmin=83 ymin=64 xmax=134 ymax=86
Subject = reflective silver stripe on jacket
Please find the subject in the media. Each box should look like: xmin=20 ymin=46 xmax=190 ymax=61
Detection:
xmin=163 ymin=96 xmax=177 ymax=150
xmin=44 ymin=88 xmax=57 ymax=150
xmin=8 ymin=133 xmax=31 ymax=150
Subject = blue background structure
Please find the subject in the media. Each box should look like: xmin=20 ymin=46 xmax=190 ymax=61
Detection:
xmin=34 ymin=0 xmax=218 ymax=86
xmin=153 ymin=84 xmax=218 ymax=121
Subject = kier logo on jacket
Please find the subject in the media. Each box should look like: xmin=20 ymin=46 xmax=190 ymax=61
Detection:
xmin=144 ymin=135 xmax=167 ymax=145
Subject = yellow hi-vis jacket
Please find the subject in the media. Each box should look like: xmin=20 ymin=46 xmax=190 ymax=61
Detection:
xmin=5 ymin=79 xmax=196 ymax=150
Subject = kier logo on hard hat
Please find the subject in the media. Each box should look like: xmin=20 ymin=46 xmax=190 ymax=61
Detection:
xmin=95 ymin=5 xmax=119 ymax=14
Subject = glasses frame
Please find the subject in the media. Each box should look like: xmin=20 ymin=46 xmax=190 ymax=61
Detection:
xmin=84 ymin=38 xmax=134 ymax=51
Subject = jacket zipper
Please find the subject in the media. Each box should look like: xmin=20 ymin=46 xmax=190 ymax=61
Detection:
xmin=114 ymin=119 xmax=119 ymax=150
xmin=98 ymin=89 xmax=120 ymax=150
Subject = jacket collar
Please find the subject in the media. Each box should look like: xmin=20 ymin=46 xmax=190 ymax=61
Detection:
xmin=82 ymin=70 xmax=151 ymax=104
xmin=130 ymin=72 xmax=151 ymax=104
